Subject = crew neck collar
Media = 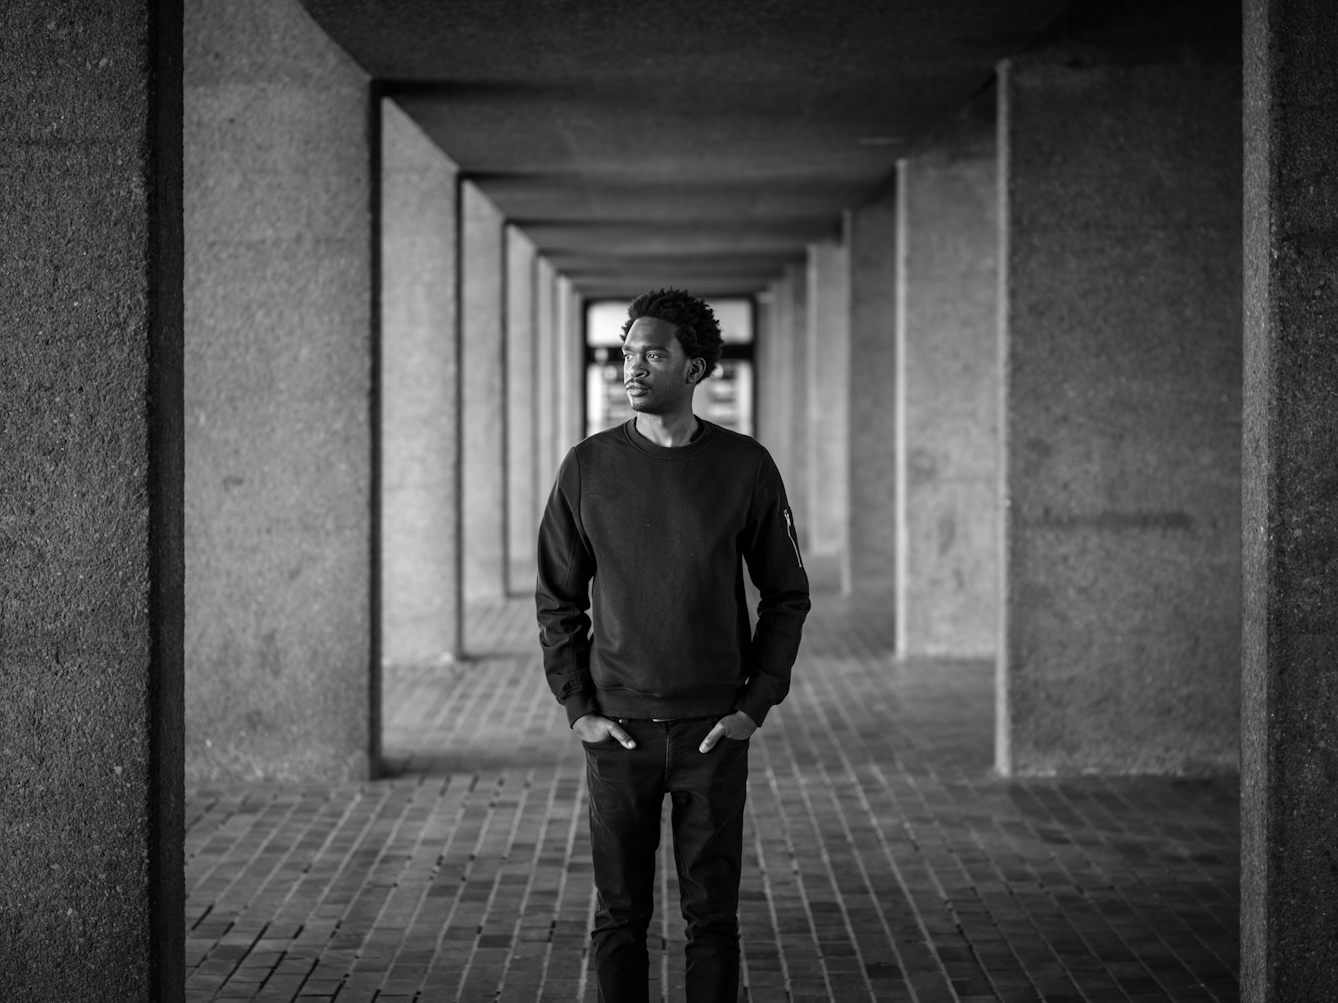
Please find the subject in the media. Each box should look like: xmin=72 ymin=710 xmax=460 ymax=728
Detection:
xmin=623 ymin=418 xmax=716 ymax=457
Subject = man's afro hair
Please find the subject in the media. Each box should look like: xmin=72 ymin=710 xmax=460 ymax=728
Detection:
xmin=621 ymin=288 xmax=723 ymax=381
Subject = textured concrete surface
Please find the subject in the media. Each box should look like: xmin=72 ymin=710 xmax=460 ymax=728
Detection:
xmin=895 ymin=99 xmax=999 ymax=658
xmin=462 ymin=183 xmax=507 ymax=602
xmin=756 ymin=269 xmax=803 ymax=517
xmin=379 ymin=101 xmax=461 ymax=669
xmin=848 ymin=196 xmax=899 ymax=599
xmin=505 ymin=228 xmax=539 ymax=593
xmin=557 ymin=276 xmax=584 ymax=449
xmin=184 ymin=0 xmax=373 ymax=781
xmin=754 ymin=285 xmax=779 ymax=448
xmin=999 ymin=47 xmax=1242 ymax=775
xmin=0 ymin=1 xmax=185 ymax=997
xmin=181 ymin=597 xmax=1239 ymax=1003
xmin=1241 ymin=0 xmax=1338 ymax=998
xmin=807 ymin=240 xmax=851 ymax=592
xmin=784 ymin=265 xmax=812 ymax=545
xmin=301 ymin=0 xmax=1070 ymax=297
xmin=534 ymin=258 xmax=560 ymax=507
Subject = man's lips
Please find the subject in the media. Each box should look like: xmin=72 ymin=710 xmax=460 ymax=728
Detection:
xmin=625 ymin=382 xmax=649 ymax=394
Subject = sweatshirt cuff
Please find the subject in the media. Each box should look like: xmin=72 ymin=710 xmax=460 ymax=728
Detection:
xmin=564 ymin=690 xmax=600 ymax=727
xmin=734 ymin=687 xmax=772 ymax=727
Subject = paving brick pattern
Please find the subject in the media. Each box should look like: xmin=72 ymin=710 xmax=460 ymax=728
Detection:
xmin=185 ymin=597 xmax=1239 ymax=1002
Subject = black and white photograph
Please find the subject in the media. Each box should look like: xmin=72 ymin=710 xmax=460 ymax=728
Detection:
xmin=2 ymin=0 xmax=1332 ymax=1000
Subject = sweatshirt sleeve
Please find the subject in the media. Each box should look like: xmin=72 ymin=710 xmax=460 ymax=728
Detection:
xmin=536 ymin=448 xmax=600 ymax=725
xmin=736 ymin=449 xmax=811 ymax=726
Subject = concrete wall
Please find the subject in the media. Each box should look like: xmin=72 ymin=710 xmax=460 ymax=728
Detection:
xmin=1242 ymin=0 xmax=1338 ymax=997
xmin=184 ymin=0 xmax=374 ymax=781
xmin=461 ymin=182 xmax=507 ymax=602
xmin=998 ymin=46 xmax=1242 ymax=774
xmin=848 ymin=196 xmax=899 ymax=598
xmin=807 ymin=240 xmax=852 ymax=592
xmin=506 ymin=228 xmax=539 ymax=593
xmin=380 ymin=100 xmax=461 ymax=669
xmin=0 ymin=1 xmax=185 ymax=996
xmin=895 ymin=102 xmax=999 ymax=658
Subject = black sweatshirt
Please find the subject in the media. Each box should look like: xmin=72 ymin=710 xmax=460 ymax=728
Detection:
xmin=536 ymin=419 xmax=810 ymax=727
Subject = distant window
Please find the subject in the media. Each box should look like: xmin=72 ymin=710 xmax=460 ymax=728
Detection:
xmin=585 ymin=298 xmax=755 ymax=437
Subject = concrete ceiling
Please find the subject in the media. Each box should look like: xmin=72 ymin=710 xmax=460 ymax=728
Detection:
xmin=302 ymin=0 xmax=1071 ymax=298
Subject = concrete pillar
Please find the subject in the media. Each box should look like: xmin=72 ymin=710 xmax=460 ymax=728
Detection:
xmin=557 ymin=275 xmax=584 ymax=449
xmin=997 ymin=16 xmax=1242 ymax=775
xmin=1 ymin=1 xmax=184 ymax=996
xmin=1242 ymin=0 xmax=1338 ymax=997
xmin=754 ymin=285 xmax=779 ymax=447
xmin=380 ymin=100 xmax=461 ymax=669
xmin=534 ymin=257 xmax=559 ymax=504
xmin=185 ymin=0 xmax=376 ymax=781
xmin=894 ymin=99 xmax=1000 ymax=657
xmin=848 ymin=193 xmax=899 ymax=599
xmin=785 ymin=264 xmax=811 ymax=543
xmin=462 ymin=182 xmax=507 ymax=602
xmin=506 ymin=227 xmax=539 ymax=593
xmin=806 ymin=239 xmax=852 ymax=593
xmin=757 ymin=272 xmax=797 ymax=486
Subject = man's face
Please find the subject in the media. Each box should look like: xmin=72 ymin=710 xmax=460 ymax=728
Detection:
xmin=622 ymin=317 xmax=704 ymax=415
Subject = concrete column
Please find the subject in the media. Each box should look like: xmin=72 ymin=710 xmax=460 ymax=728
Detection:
xmin=806 ymin=239 xmax=852 ymax=593
xmin=785 ymin=264 xmax=811 ymax=543
xmin=557 ymin=275 xmax=584 ymax=449
xmin=997 ymin=20 xmax=1242 ymax=774
xmin=894 ymin=100 xmax=1000 ymax=657
xmin=534 ymin=257 xmax=559 ymax=504
xmin=185 ymin=0 xmax=375 ymax=782
xmin=462 ymin=182 xmax=507 ymax=602
xmin=848 ymin=193 xmax=899 ymax=599
xmin=757 ymin=272 xmax=795 ymax=483
xmin=380 ymin=101 xmax=461 ymax=669
xmin=1 ymin=1 xmax=184 ymax=996
xmin=506 ymin=227 xmax=539 ymax=593
xmin=754 ymin=285 xmax=779 ymax=448
xmin=1242 ymin=0 xmax=1338 ymax=997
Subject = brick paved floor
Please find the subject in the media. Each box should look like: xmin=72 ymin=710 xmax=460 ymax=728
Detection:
xmin=185 ymin=596 xmax=1239 ymax=1002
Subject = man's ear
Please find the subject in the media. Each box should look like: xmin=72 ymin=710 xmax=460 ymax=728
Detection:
xmin=687 ymin=357 xmax=707 ymax=384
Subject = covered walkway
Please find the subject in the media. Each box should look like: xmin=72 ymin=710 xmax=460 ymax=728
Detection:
xmin=184 ymin=599 xmax=1237 ymax=1003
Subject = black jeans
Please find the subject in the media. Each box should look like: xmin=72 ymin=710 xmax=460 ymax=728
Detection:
xmin=583 ymin=716 xmax=749 ymax=1003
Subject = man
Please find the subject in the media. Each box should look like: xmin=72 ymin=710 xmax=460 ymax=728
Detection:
xmin=536 ymin=288 xmax=810 ymax=1003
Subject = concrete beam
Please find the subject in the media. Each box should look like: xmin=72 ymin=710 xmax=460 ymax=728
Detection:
xmin=1 ymin=0 xmax=185 ymax=995
xmin=184 ymin=0 xmax=376 ymax=781
xmin=997 ymin=38 xmax=1242 ymax=774
xmin=894 ymin=100 xmax=1000 ymax=657
xmin=1242 ymin=0 xmax=1338 ymax=997
xmin=380 ymin=100 xmax=462 ymax=669
xmin=462 ymin=182 xmax=507 ymax=603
